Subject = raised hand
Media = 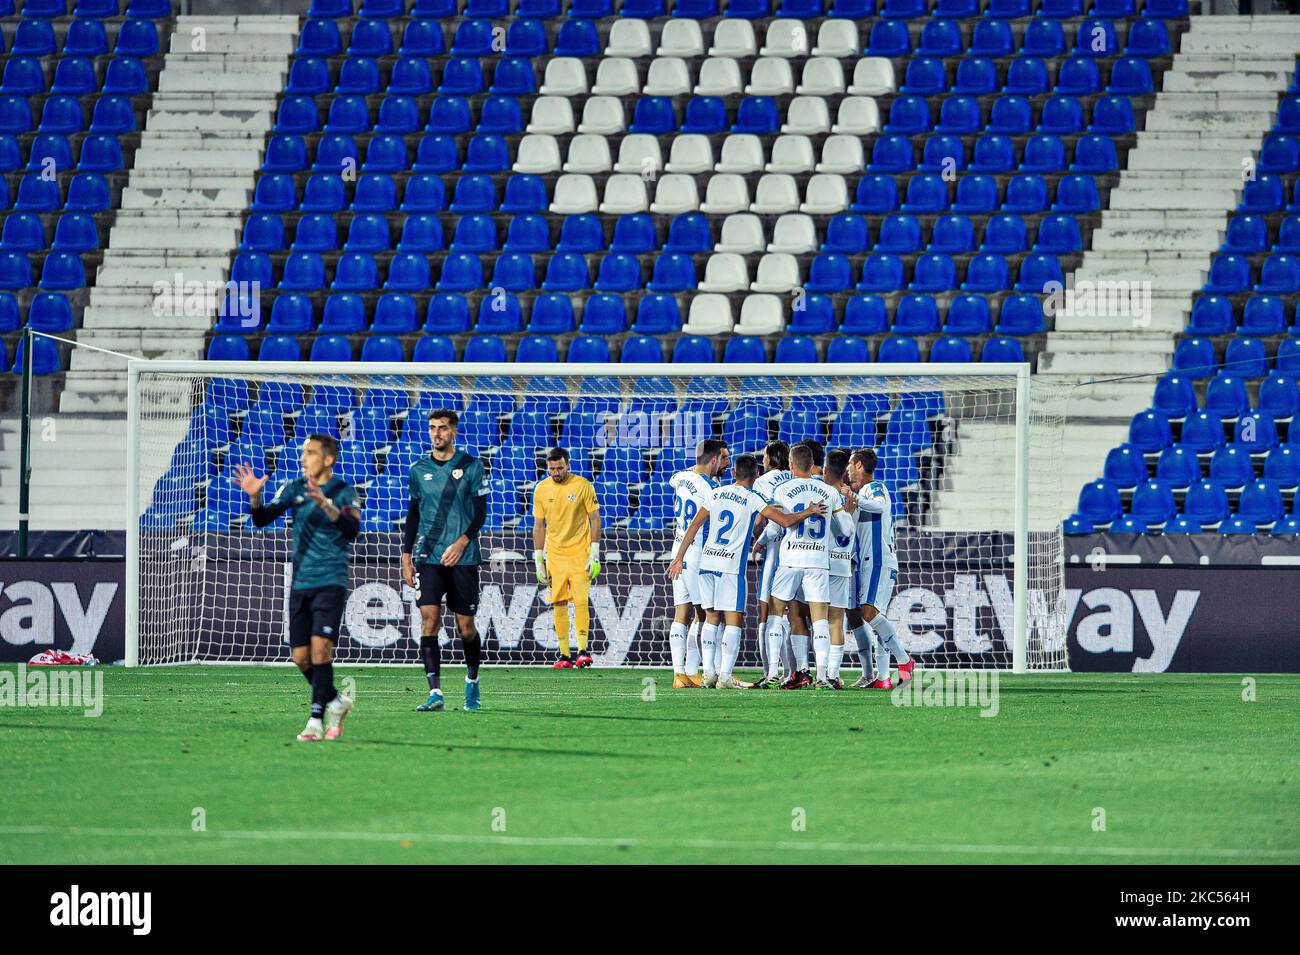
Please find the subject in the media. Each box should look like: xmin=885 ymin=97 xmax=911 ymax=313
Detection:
xmin=231 ymin=463 xmax=268 ymax=499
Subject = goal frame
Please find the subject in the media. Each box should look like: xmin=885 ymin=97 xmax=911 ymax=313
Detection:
xmin=124 ymin=360 xmax=1034 ymax=671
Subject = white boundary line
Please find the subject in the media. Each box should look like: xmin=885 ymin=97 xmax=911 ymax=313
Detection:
xmin=0 ymin=825 xmax=1294 ymax=860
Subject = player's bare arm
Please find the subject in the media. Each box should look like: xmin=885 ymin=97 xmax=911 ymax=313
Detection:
xmin=667 ymin=505 xmax=710 ymax=579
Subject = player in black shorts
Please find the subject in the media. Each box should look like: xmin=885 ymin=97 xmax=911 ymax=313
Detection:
xmin=235 ymin=433 xmax=361 ymax=742
xmin=401 ymin=409 xmax=489 ymax=713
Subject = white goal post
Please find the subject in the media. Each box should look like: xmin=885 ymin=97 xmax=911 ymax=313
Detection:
xmin=125 ymin=361 xmax=1067 ymax=671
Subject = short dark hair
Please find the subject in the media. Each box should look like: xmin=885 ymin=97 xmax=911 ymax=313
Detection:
xmin=851 ymin=447 xmax=878 ymax=476
xmin=428 ymin=408 xmax=458 ymax=428
xmin=763 ymin=439 xmax=789 ymax=472
xmin=794 ymin=438 xmax=824 ymax=468
xmin=733 ymin=454 xmax=759 ymax=482
xmin=790 ymin=444 xmax=813 ymax=473
xmin=546 ymin=447 xmax=570 ymax=463
xmin=306 ymin=433 xmax=340 ymax=464
xmin=824 ymin=448 xmax=849 ymax=482
xmin=697 ymin=438 xmax=728 ymax=466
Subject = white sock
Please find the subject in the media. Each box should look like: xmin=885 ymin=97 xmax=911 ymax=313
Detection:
xmin=829 ymin=642 xmax=845 ymax=681
xmin=780 ymin=632 xmax=796 ymax=675
xmin=764 ymin=616 xmax=788 ymax=680
xmin=792 ymin=632 xmax=810 ymax=673
xmin=872 ymin=613 xmax=910 ymax=665
xmin=757 ymin=614 xmax=769 ymax=673
xmin=812 ymin=619 xmax=830 ymax=682
xmin=684 ymin=620 xmax=701 ymax=676
xmin=875 ymin=634 xmax=891 ymax=680
xmin=852 ymin=623 xmax=874 ymax=677
xmin=700 ymin=622 xmax=720 ymax=678
xmin=720 ymin=625 xmax=742 ymax=680
xmin=669 ymin=621 xmax=687 ymax=674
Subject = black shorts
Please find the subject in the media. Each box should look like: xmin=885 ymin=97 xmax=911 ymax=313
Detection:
xmin=416 ymin=563 xmax=479 ymax=615
xmin=288 ymin=585 xmax=347 ymax=648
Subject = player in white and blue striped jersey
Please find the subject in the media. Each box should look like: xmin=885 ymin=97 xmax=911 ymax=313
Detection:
xmin=847 ymin=448 xmax=914 ymax=689
xmin=750 ymin=440 xmax=792 ymax=679
xmin=666 ymin=438 xmax=729 ymax=688
xmin=668 ymin=454 xmax=823 ymax=689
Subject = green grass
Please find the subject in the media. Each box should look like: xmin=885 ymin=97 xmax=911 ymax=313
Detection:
xmin=0 ymin=666 xmax=1296 ymax=864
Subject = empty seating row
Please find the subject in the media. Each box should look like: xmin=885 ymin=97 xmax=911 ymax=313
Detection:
xmin=0 ymin=18 xmax=163 ymax=58
xmin=1152 ymin=371 xmax=1300 ymax=422
xmin=218 ymin=282 xmax=1051 ymax=335
xmin=0 ymin=93 xmax=138 ymax=133
xmin=0 ymin=56 xmax=152 ymax=97
xmin=301 ymin=0 xmax=1186 ymax=20
xmin=1128 ymin=406 xmax=1294 ymax=455
xmin=1172 ymin=337 xmax=1300 ymax=379
xmin=1103 ymin=441 xmax=1300 ymax=491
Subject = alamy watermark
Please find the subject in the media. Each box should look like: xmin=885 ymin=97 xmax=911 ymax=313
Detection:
xmin=1042 ymin=279 xmax=1153 ymax=328
xmin=0 ymin=664 xmax=103 ymax=717
xmin=152 ymin=273 xmax=261 ymax=327
xmin=891 ymin=670 xmax=999 ymax=717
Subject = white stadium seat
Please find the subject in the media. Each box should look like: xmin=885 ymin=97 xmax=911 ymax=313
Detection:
xmin=563 ymin=134 xmax=612 ymax=174
xmin=599 ymin=173 xmax=649 ymax=214
xmin=750 ymin=253 xmax=802 ymax=293
xmin=709 ymin=19 xmax=757 ymax=58
xmin=817 ymin=135 xmax=865 ymax=173
xmin=759 ymin=19 xmax=810 ymax=58
xmin=648 ymin=173 xmax=700 ymax=215
xmin=643 ymin=57 xmax=692 ymax=96
xmin=800 ymin=173 xmax=850 ymax=215
xmin=831 ymin=96 xmax=881 ymax=135
xmin=665 ymin=134 xmax=714 ymax=173
xmin=538 ymin=58 xmax=587 ymax=97
xmin=715 ymin=134 xmax=765 ymax=174
xmin=526 ymin=96 xmax=574 ymax=135
xmin=577 ymin=96 xmax=625 ymax=135
xmin=848 ymin=57 xmax=896 ymax=95
xmin=592 ymin=58 xmax=640 ymax=96
xmin=605 ymin=19 xmax=652 ymax=58
xmin=700 ymin=174 xmax=751 ymax=214
xmin=682 ymin=294 xmax=734 ymax=336
xmin=781 ymin=96 xmax=831 ymax=135
xmin=767 ymin=213 xmax=818 ymax=254
xmin=767 ymin=135 xmax=815 ymax=174
xmin=657 ymin=18 xmax=704 ymax=57
xmin=812 ymin=19 xmax=860 ymax=58
xmin=715 ymin=214 xmax=766 ymax=254
xmin=751 ymin=174 xmax=800 ymax=215
xmin=797 ymin=57 xmax=846 ymax=96
xmin=746 ymin=57 xmax=794 ymax=96
xmin=550 ymin=174 xmax=598 ymax=215
xmin=697 ymin=253 xmax=751 ymax=293
xmin=735 ymin=294 xmax=787 ymax=336
xmin=695 ymin=57 xmax=743 ymax=96
xmin=513 ymin=134 xmax=561 ymax=174
xmin=613 ymin=134 xmax=662 ymax=176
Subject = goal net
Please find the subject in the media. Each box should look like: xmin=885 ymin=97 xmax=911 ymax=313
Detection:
xmin=126 ymin=361 xmax=1068 ymax=671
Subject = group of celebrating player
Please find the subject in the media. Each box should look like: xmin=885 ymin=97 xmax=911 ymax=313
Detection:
xmin=231 ymin=406 xmax=914 ymax=742
xmin=665 ymin=438 xmax=914 ymax=692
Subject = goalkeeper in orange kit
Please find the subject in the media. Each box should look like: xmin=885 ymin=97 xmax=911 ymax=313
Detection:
xmin=532 ymin=447 xmax=602 ymax=668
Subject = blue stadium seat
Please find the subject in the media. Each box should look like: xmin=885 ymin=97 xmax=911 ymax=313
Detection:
xmin=724 ymin=336 xmax=767 ymax=364
xmin=1172 ymin=337 xmax=1218 ymax=378
xmin=1225 ymin=337 xmax=1269 ymax=379
xmin=1130 ymin=479 xmax=1177 ymax=526
xmin=1259 ymin=374 xmax=1299 ymax=420
xmin=39 ymin=252 xmax=85 ymax=290
xmin=852 ymin=174 xmax=900 ymax=213
xmin=901 ymin=59 xmax=947 ymax=97
xmin=1157 ymin=444 xmax=1200 ymax=490
xmin=1240 ymin=296 xmax=1285 ymax=335
xmin=115 ymin=19 xmax=160 ymax=56
xmin=1235 ymin=410 xmax=1279 ymax=453
xmin=621 ymin=335 xmax=664 ymax=363
xmin=1071 ymin=135 xmax=1119 ymax=173
xmin=969 ymin=134 xmax=1016 ymax=173
xmin=928 ymin=215 xmax=975 ymax=253
xmin=278 ymin=252 xmax=326 ymax=292
xmin=463 ymin=335 xmax=507 ymax=364
xmin=981 ymin=336 xmax=1025 ymax=363
xmin=1039 ymin=96 xmax=1085 ymax=135
xmin=1003 ymin=174 xmax=1049 ymax=214
xmin=475 ymin=292 xmax=523 ymax=334
xmin=827 ymin=336 xmax=870 ymax=364
xmin=300 ymin=174 xmax=347 ymax=213
xmin=671 ymin=335 xmax=713 ymax=363
xmin=1056 ymin=57 xmax=1101 ymax=95
xmin=319 ymin=295 xmax=366 ymax=334
xmin=663 ymin=214 xmax=712 ymax=254
xmin=982 ymin=213 xmax=1028 ymax=254
xmin=868 ymin=18 xmax=911 ymax=56
xmin=1015 ymin=253 xmax=1064 ymax=293
xmin=422 ymin=294 xmax=470 ymax=334
xmin=929 ymin=336 xmax=973 ymax=364
xmin=805 ymin=254 xmax=853 ymax=293
xmin=401 ymin=19 xmax=445 ymax=56
xmin=1238 ymin=479 xmax=1285 ymax=525
xmin=1152 ymin=374 xmax=1197 ymax=419
xmin=595 ymin=253 xmax=644 ymax=293
xmin=1180 ymin=410 xmax=1227 ymax=454
xmin=996 ymin=295 xmax=1047 ymax=335
xmin=1005 ymin=58 xmax=1050 ymax=96
xmin=909 ymin=254 xmax=957 ymax=293
xmin=952 ymin=174 xmax=999 ymax=213
xmin=1129 ymin=409 xmax=1172 ymax=452
xmin=944 ymin=294 xmax=992 ymax=335
xmin=12 ymin=20 xmax=56 ymax=57
xmin=857 ymin=253 xmax=905 ymax=293
xmin=64 ymin=19 xmax=109 ymax=56
xmin=1090 ymin=96 xmax=1137 ymax=135
xmin=55 ymin=214 xmax=100 ymax=254
xmin=878 ymin=336 xmax=922 ymax=364
xmin=1103 ymin=444 xmax=1147 ymax=489
xmin=961 ymin=253 xmax=1011 ymax=292
xmin=580 ymin=294 xmax=628 ymax=334
xmin=954 ymin=57 xmax=999 ymax=95
xmin=776 ymin=335 xmax=818 ymax=364
xmin=330 ymin=252 xmax=378 ymax=292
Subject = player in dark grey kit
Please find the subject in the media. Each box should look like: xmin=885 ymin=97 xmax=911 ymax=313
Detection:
xmin=234 ymin=433 xmax=360 ymax=742
xmin=401 ymin=409 xmax=489 ymax=713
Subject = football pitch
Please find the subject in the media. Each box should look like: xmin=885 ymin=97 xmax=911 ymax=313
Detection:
xmin=0 ymin=666 xmax=1296 ymax=865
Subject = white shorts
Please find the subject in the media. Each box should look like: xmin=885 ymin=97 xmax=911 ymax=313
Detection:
xmin=771 ymin=566 xmax=829 ymax=605
xmin=757 ymin=547 xmax=779 ymax=603
xmin=697 ymin=569 xmax=746 ymax=613
xmin=829 ymin=573 xmax=856 ymax=611
xmin=858 ymin=563 xmax=898 ymax=612
xmin=672 ymin=557 xmax=701 ymax=607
